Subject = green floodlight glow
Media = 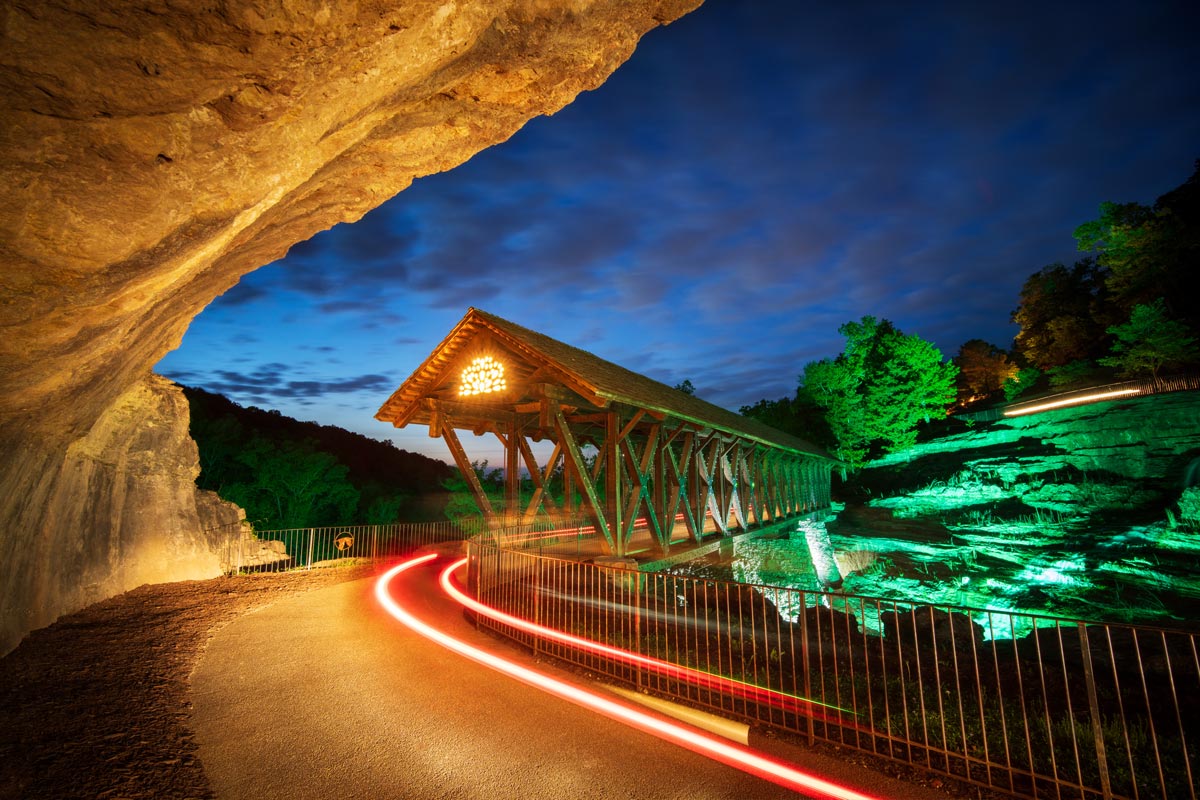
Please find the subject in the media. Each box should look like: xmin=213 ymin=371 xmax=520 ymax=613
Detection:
xmin=1004 ymin=388 xmax=1141 ymax=417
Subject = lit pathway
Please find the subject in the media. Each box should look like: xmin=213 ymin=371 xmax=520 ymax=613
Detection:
xmin=191 ymin=551 xmax=948 ymax=800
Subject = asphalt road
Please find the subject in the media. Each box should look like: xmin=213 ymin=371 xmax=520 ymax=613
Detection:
xmin=191 ymin=552 xmax=951 ymax=800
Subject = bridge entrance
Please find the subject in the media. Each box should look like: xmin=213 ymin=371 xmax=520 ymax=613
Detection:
xmin=376 ymin=308 xmax=837 ymax=557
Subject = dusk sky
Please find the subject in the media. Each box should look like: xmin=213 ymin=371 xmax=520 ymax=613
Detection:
xmin=157 ymin=0 xmax=1200 ymax=464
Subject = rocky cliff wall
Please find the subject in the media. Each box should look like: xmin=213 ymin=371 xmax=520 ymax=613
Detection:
xmin=861 ymin=391 xmax=1200 ymax=515
xmin=0 ymin=375 xmax=243 ymax=654
xmin=0 ymin=0 xmax=700 ymax=655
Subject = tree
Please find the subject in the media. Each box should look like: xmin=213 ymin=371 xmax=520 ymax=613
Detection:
xmin=1011 ymin=259 xmax=1109 ymax=369
xmin=1046 ymin=359 xmax=1099 ymax=390
xmin=221 ymin=437 xmax=360 ymax=529
xmin=801 ymin=316 xmax=958 ymax=468
xmin=184 ymin=384 xmax=454 ymax=523
xmin=442 ymin=460 xmax=507 ymax=529
xmin=674 ymin=379 xmax=696 ymax=396
xmin=1075 ymin=161 xmax=1200 ymax=335
xmin=740 ymin=394 xmax=835 ymax=450
xmin=1099 ymin=298 xmax=1200 ymax=380
xmin=954 ymin=339 xmax=1018 ymax=402
xmin=1003 ymin=366 xmax=1041 ymax=401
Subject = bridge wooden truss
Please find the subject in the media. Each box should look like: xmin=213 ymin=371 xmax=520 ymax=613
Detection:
xmin=376 ymin=308 xmax=837 ymax=557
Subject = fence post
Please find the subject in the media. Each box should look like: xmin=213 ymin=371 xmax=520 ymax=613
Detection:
xmin=634 ymin=570 xmax=643 ymax=693
xmin=801 ymin=590 xmax=813 ymax=745
xmin=1078 ymin=623 xmax=1113 ymax=800
xmin=306 ymin=528 xmax=315 ymax=569
xmin=531 ymin=555 xmax=540 ymax=656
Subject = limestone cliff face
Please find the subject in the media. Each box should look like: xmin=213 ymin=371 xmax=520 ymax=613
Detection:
xmin=862 ymin=391 xmax=1200 ymax=516
xmin=0 ymin=375 xmax=243 ymax=653
xmin=0 ymin=0 xmax=700 ymax=654
xmin=871 ymin=391 xmax=1200 ymax=484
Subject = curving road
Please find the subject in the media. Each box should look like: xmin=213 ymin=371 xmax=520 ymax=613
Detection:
xmin=191 ymin=550 xmax=952 ymax=800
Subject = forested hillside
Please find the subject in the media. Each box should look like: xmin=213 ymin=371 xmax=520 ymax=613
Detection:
xmin=182 ymin=386 xmax=454 ymax=529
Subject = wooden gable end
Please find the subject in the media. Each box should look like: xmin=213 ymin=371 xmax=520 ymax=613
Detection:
xmin=376 ymin=313 xmax=610 ymax=441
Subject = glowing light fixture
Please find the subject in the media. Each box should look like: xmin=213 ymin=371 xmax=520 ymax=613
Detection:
xmin=1003 ymin=388 xmax=1140 ymax=417
xmin=459 ymin=355 xmax=507 ymax=396
xmin=374 ymin=556 xmax=882 ymax=800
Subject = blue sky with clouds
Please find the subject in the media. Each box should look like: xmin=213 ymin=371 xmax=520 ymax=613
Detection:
xmin=158 ymin=0 xmax=1200 ymax=464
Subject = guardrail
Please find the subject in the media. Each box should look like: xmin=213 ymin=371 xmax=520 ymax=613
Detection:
xmin=467 ymin=539 xmax=1199 ymax=800
xmin=215 ymin=516 xmax=599 ymax=574
xmin=216 ymin=520 xmax=469 ymax=573
xmin=957 ymin=372 xmax=1200 ymax=423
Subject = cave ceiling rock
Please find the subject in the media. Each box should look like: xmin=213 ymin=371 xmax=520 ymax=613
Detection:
xmin=0 ymin=0 xmax=702 ymax=656
xmin=1 ymin=0 xmax=701 ymax=437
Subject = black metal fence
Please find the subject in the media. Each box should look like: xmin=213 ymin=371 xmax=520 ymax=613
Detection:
xmin=468 ymin=540 xmax=1199 ymax=800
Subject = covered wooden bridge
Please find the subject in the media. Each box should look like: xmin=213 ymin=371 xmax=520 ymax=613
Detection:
xmin=376 ymin=308 xmax=838 ymax=557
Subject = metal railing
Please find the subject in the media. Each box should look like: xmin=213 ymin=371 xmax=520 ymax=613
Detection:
xmin=467 ymin=539 xmax=1199 ymax=800
xmin=215 ymin=515 xmax=603 ymax=574
xmin=958 ymin=372 xmax=1200 ymax=423
xmin=217 ymin=520 xmax=471 ymax=573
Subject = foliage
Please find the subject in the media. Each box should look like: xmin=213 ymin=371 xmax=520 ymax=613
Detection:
xmin=1075 ymin=161 xmax=1200 ymax=333
xmin=739 ymin=394 xmax=836 ymax=450
xmin=441 ymin=459 xmax=507 ymax=530
xmin=1099 ymin=298 xmax=1200 ymax=379
xmin=1177 ymin=487 xmax=1200 ymax=529
xmin=1046 ymin=359 xmax=1099 ymax=390
xmin=801 ymin=316 xmax=958 ymax=468
xmin=217 ymin=437 xmax=360 ymax=529
xmin=184 ymin=385 xmax=454 ymax=527
xmin=1003 ymin=366 xmax=1041 ymax=401
xmin=954 ymin=339 xmax=1017 ymax=401
xmin=1004 ymin=162 xmax=1200 ymax=382
xmin=1011 ymin=259 xmax=1110 ymax=369
xmin=673 ymin=378 xmax=696 ymax=396
xmin=440 ymin=458 xmax=578 ymax=527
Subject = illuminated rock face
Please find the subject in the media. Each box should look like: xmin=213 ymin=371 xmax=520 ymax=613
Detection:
xmin=0 ymin=375 xmax=243 ymax=653
xmin=0 ymin=0 xmax=700 ymax=654
xmin=841 ymin=392 xmax=1200 ymax=625
xmin=866 ymin=392 xmax=1200 ymax=496
xmin=676 ymin=393 xmax=1200 ymax=629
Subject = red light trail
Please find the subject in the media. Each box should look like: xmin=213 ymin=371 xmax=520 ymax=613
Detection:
xmin=438 ymin=557 xmax=852 ymax=723
xmin=375 ymin=554 xmax=883 ymax=800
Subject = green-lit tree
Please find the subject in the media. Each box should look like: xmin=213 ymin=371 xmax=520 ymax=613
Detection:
xmin=221 ymin=437 xmax=360 ymax=529
xmin=801 ymin=316 xmax=958 ymax=468
xmin=1002 ymin=366 xmax=1041 ymax=401
xmin=1046 ymin=359 xmax=1100 ymax=390
xmin=1099 ymin=298 xmax=1200 ymax=380
xmin=1074 ymin=160 xmax=1200 ymax=335
xmin=441 ymin=460 xmax=507 ymax=530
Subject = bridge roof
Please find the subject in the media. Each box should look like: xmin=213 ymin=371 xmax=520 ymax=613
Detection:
xmin=376 ymin=307 xmax=835 ymax=460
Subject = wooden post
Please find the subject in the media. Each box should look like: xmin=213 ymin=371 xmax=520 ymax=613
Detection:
xmin=442 ymin=422 xmax=495 ymax=523
xmin=605 ymin=410 xmax=623 ymax=555
xmin=554 ymin=405 xmax=613 ymax=552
